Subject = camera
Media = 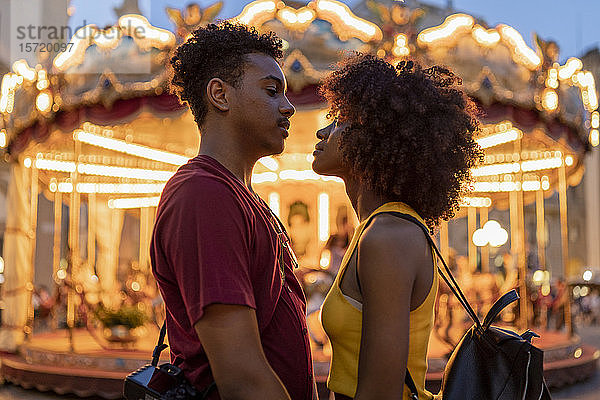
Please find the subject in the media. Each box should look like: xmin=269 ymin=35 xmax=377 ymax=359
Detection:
xmin=124 ymin=362 xmax=205 ymax=400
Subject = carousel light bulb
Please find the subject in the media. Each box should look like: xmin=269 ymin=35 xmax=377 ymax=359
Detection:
xmin=565 ymin=155 xmax=574 ymax=166
xmin=252 ymin=172 xmax=278 ymax=184
xmin=234 ymin=0 xmax=277 ymax=25
xmin=590 ymin=129 xmax=599 ymax=147
xmin=460 ymin=196 xmax=492 ymax=208
xmin=75 ymin=129 xmax=188 ymax=165
xmin=131 ymin=281 xmax=141 ymax=291
xmin=320 ymin=249 xmax=331 ymax=268
xmin=472 ymin=228 xmax=488 ymax=247
xmin=0 ymin=257 xmax=4 ymax=274
xmin=483 ymin=220 xmax=501 ymax=231
xmin=485 ymin=220 xmax=508 ymax=247
xmin=532 ymin=269 xmax=545 ymax=284
xmin=541 ymin=284 xmax=551 ymax=296
xmin=23 ymin=157 xmax=32 ymax=168
xmin=278 ymin=7 xmax=315 ymax=28
xmin=542 ymin=88 xmax=559 ymax=111
xmin=35 ymin=158 xmax=76 ymax=173
xmin=77 ymin=163 xmax=174 ymax=181
xmin=418 ymin=14 xmax=474 ymax=45
xmin=279 ymin=9 xmax=299 ymax=24
xmin=472 ymin=25 xmax=500 ymax=46
xmin=108 ymin=196 xmax=160 ymax=209
xmin=558 ymin=57 xmax=583 ymax=80
xmin=591 ymin=111 xmax=599 ymax=129
xmin=521 ymin=180 xmax=541 ymax=191
xmin=0 ymin=129 xmax=6 ymax=148
xmin=75 ymin=182 xmax=165 ymax=194
xmin=58 ymin=182 xmax=73 ymax=193
xmin=499 ymin=25 xmax=541 ymax=69
xmin=259 ymin=156 xmax=279 ymax=171
xmin=580 ymin=286 xmax=590 ymax=296
xmin=12 ymin=59 xmax=36 ymax=81
xmin=521 ymin=157 xmax=562 ymax=172
xmin=583 ymin=270 xmax=593 ymax=282
xmin=476 ymin=128 xmax=522 ymax=149
xmin=268 ymin=192 xmax=280 ymax=218
xmin=36 ymin=92 xmax=52 ymax=112
xmin=56 ymin=269 xmax=67 ymax=280
xmin=471 ymin=162 xmax=520 ymax=177
xmin=541 ymin=180 xmax=550 ymax=190
xmin=315 ymin=0 xmax=382 ymax=41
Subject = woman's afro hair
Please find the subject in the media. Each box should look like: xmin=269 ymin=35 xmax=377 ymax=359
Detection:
xmin=169 ymin=22 xmax=283 ymax=126
xmin=319 ymin=54 xmax=484 ymax=231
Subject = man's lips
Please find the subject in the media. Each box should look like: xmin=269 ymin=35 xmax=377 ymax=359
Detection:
xmin=278 ymin=119 xmax=290 ymax=130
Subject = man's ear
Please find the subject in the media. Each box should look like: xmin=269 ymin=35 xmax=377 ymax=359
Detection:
xmin=206 ymin=78 xmax=230 ymax=112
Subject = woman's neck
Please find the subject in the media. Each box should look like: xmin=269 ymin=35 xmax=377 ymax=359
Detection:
xmin=344 ymin=178 xmax=393 ymax=222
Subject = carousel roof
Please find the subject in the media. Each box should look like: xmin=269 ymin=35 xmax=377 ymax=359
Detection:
xmin=0 ymin=0 xmax=598 ymax=209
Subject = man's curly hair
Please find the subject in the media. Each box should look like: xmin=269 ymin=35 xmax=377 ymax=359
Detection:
xmin=170 ymin=22 xmax=283 ymax=126
xmin=319 ymin=54 xmax=484 ymax=230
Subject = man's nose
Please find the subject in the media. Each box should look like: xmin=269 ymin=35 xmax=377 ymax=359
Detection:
xmin=280 ymin=95 xmax=295 ymax=117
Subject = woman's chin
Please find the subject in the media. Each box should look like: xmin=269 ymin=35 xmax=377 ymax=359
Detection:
xmin=312 ymin=161 xmax=338 ymax=178
xmin=311 ymin=161 xmax=326 ymax=175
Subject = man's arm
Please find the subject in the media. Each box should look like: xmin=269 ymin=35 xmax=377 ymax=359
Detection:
xmin=194 ymin=304 xmax=291 ymax=400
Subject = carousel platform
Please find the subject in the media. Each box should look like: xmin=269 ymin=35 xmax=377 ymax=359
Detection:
xmin=0 ymin=327 xmax=169 ymax=399
xmin=0 ymin=326 xmax=598 ymax=399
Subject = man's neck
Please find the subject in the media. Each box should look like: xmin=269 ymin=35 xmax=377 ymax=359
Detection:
xmin=198 ymin=122 xmax=259 ymax=190
xmin=198 ymin=140 xmax=257 ymax=189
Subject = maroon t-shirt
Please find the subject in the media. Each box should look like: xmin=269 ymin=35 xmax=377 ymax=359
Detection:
xmin=151 ymin=155 xmax=314 ymax=400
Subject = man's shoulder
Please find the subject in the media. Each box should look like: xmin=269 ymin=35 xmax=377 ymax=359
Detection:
xmin=164 ymin=162 xmax=241 ymax=203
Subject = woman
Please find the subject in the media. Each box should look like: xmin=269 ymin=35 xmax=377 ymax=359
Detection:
xmin=313 ymin=54 xmax=483 ymax=399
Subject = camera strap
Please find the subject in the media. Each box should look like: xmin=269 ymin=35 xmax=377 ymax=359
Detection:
xmin=152 ymin=321 xmax=168 ymax=367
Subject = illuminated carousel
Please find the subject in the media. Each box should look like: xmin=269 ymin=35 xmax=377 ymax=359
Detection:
xmin=0 ymin=0 xmax=598 ymax=397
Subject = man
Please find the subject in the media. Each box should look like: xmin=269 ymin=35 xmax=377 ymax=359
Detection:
xmin=151 ymin=22 xmax=315 ymax=400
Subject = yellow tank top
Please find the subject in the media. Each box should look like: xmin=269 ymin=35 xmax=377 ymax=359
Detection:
xmin=320 ymin=202 xmax=438 ymax=399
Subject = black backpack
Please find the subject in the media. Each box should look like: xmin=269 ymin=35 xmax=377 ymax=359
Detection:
xmin=374 ymin=212 xmax=552 ymax=400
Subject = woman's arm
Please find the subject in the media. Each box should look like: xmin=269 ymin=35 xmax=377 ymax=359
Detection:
xmin=354 ymin=217 xmax=431 ymax=400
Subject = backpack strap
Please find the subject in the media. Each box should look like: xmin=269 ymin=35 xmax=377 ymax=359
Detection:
xmin=382 ymin=212 xmax=482 ymax=330
xmin=354 ymin=211 xmax=482 ymax=330
xmin=404 ymin=369 xmax=420 ymax=400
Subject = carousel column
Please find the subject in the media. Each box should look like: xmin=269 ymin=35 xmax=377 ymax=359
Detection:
xmin=536 ymin=187 xmax=547 ymax=329
xmin=584 ymin=146 xmax=600 ymax=273
xmin=139 ymin=206 xmax=150 ymax=272
xmin=439 ymin=220 xmax=449 ymax=261
xmin=94 ymin=200 xmax=124 ymax=308
xmin=467 ymin=207 xmax=477 ymax=274
xmin=0 ymin=161 xmax=32 ymax=351
xmin=88 ymin=193 xmax=96 ymax=274
xmin=517 ymin=186 xmax=528 ymax=330
xmin=558 ymin=162 xmax=573 ymax=335
xmin=24 ymin=163 xmax=39 ymax=340
xmin=535 ymin=189 xmax=546 ymax=270
xmin=509 ymin=190 xmax=526 ymax=329
xmin=67 ymin=140 xmax=81 ymax=350
xmin=52 ymin=190 xmax=62 ymax=330
xmin=479 ymin=207 xmax=489 ymax=273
